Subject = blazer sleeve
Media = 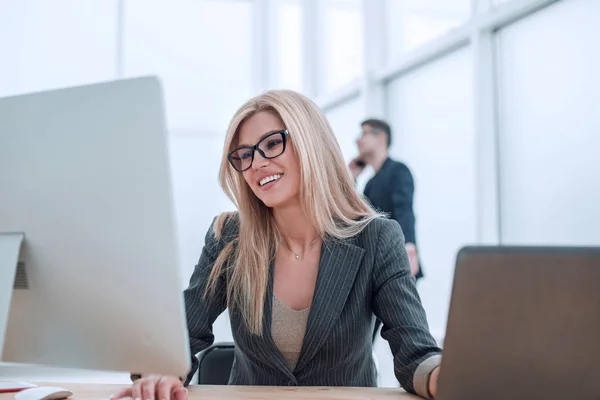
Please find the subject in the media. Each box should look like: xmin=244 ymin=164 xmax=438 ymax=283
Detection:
xmin=390 ymin=163 xmax=416 ymax=245
xmin=181 ymin=216 xmax=232 ymax=385
xmin=371 ymin=218 xmax=441 ymax=398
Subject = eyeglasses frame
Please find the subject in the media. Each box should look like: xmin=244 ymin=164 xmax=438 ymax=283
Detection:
xmin=227 ymin=129 xmax=290 ymax=172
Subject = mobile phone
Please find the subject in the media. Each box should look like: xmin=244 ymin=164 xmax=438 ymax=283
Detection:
xmin=0 ymin=382 xmax=38 ymax=393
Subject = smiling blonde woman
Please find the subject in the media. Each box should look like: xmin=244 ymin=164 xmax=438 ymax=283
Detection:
xmin=113 ymin=90 xmax=442 ymax=400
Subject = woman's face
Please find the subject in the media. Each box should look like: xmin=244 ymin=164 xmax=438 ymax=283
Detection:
xmin=232 ymin=111 xmax=301 ymax=209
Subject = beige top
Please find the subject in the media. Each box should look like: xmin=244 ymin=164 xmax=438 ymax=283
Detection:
xmin=271 ymin=295 xmax=310 ymax=371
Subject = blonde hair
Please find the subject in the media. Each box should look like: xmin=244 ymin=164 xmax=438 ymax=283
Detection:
xmin=207 ymin=89 xmax=380 ymax=335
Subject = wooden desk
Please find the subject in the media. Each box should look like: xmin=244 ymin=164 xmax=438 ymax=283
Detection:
xmin=0 ymin=383 xmax=419 ymax=399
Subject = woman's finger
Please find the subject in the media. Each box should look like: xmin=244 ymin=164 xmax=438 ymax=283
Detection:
xmin=141 ymin=378 xmax=157 ymax=400
xmin=131 ymin=379 xmax=143 ymax=400
xmin=174 ymin=387 xmax=188 ymax=400
xmin=156 ymin=377 xmax=176 ymax=400
xmin=109 ymin=386 xmax=132 ymax=400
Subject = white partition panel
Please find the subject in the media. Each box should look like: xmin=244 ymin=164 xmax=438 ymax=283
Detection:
xmin=497 ymin=0 xmax=600 ymax=246
xmin=386 ymin=48 xmax=476 ymax=338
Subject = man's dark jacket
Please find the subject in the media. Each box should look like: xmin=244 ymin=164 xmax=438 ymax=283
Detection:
xmin=363 ymin=157 xmax=423 ymax=280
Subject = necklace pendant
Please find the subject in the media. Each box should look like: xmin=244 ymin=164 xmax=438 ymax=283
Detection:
xmin=295 ymin=253 xmax=300 ymax=260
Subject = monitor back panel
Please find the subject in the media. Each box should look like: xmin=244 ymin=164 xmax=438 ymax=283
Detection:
xmin=438 ymin=246 xmax=600 ymax=400
xmin=0 ymin=77 xmax=190 ymax=376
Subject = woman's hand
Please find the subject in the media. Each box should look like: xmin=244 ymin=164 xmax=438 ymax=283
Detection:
xmin=428 ymin=366 xmax=440 ymax=398
xmin=110 ymin=375 xmax=187 ymax=400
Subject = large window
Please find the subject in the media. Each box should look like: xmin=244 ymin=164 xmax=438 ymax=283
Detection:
xmin=497 ymin=0 xmax=600 ymax=245
xmin=494 ymin=0 xmax=518 ymax=6
xmin=0 ymin=0 xmax=117 ymax=97
xmin=322 ymin=0 xmax=364 ymax=93
xmin=123 ymin=0 xmax=254 ymax=133
xmin=275 ymin=0 xmax=303 ymax=92
xmin=385 ymin=0 xmax=471 ymax=62
xmin=386 ymin=48 xmax=476 ymax=337
xmin=325 ymin=96 xmax=364 ymax=164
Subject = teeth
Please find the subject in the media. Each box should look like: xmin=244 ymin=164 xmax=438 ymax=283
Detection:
xmin=260 ymin=174 xmax=282 ymax=186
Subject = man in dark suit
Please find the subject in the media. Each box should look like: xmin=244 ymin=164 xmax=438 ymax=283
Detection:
xmin=349 ymin=118 xmax=423 ymax=281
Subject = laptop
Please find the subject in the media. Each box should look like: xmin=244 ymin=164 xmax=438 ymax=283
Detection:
xmin=437 ymin=246 xmax=600 ymax=400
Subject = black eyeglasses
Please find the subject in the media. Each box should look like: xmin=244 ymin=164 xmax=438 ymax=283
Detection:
xmin=227 ymin=130 xmax=289 ymax=172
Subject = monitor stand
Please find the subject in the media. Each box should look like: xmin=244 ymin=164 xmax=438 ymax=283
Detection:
xmin=0 ymin=232 xmax=24 ymax=359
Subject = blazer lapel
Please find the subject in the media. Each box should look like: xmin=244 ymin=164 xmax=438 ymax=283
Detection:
xmin=294 ymin=237 xmax=365 ymax=372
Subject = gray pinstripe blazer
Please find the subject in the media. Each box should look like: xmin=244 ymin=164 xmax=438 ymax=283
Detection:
xmin=183 ymin=213 xmax=441 ymax=395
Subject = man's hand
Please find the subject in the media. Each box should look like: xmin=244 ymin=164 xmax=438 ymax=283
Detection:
xmin=405 ymin=243 xmax=419 ymax=277
xmin=428 ymin=366 xmax=440 ymax=398
xmin=348 ymin=157 xmax=366 ymax=180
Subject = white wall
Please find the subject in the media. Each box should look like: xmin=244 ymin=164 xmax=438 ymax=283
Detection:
xmin=385 ymin=48 xmax=477 ymax=338
xmin=497 ymin=0 xmax=600 ymax=246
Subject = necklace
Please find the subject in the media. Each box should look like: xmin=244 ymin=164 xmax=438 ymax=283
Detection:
xmin=287 ymin=237 xmax=319 ymax=260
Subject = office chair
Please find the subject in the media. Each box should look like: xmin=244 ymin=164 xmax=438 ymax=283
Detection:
xmin=195 ymin=342 xmax=235 ymax=384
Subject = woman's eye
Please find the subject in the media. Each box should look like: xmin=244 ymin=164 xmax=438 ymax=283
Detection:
xmin=266 ymin=139 xmax=282 ymax=149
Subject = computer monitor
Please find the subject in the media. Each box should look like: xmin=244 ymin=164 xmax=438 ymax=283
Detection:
xmin=0 ymin=77 xmax=191 ymax=378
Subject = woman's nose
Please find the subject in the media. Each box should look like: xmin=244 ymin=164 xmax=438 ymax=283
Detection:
xmin=252 ymin=151 xmax=270 ymax=170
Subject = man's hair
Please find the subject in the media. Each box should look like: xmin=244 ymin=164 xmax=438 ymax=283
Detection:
xmin=361 ymin=118 xmax=392 ymax=148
